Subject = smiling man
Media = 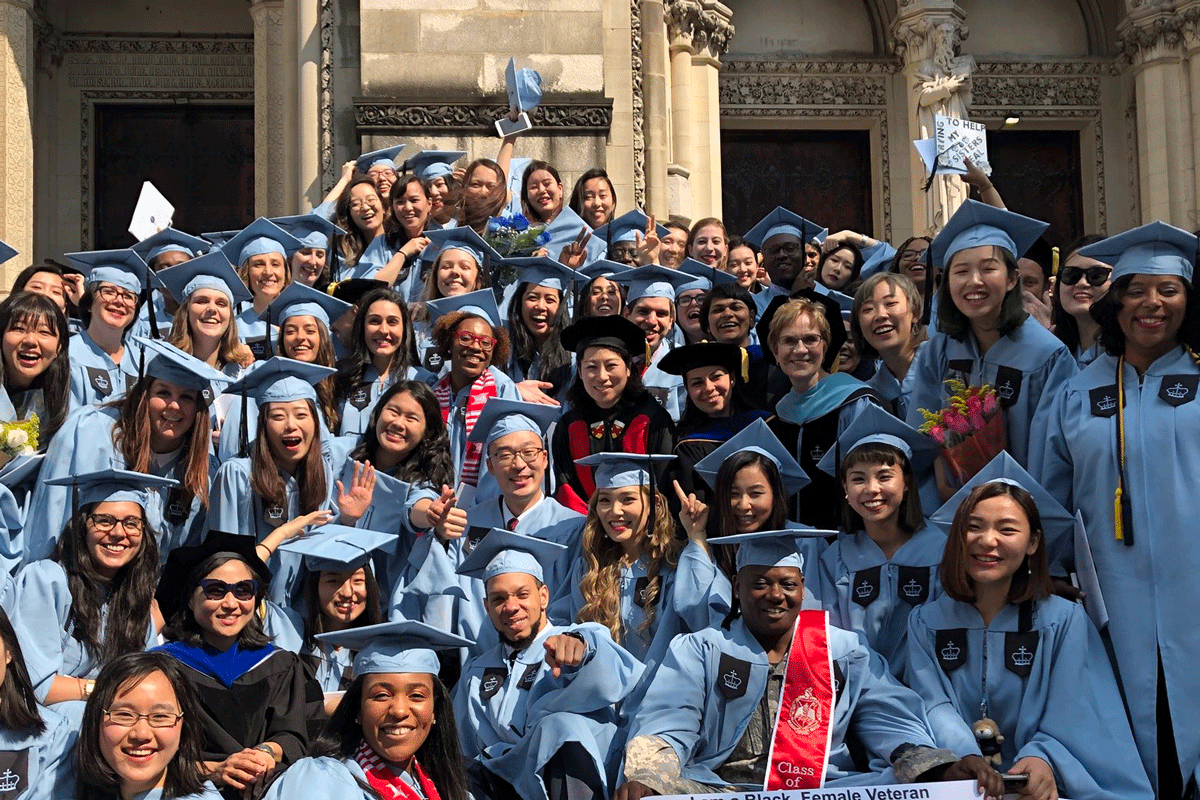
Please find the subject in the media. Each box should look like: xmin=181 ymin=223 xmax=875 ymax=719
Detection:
xmin=614 ymin=530 xmax=1003 ymax=798
xmin=613 ymin=265 xmax=694 ymax=421
xmin=453 ymin=529 xmax=643 ymax=800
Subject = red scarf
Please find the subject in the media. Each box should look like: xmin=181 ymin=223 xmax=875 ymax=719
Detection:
xmin=764 ymin=610 xmax=835 ymax=791
xmin=354 ymin=739 xmax=442 ymax=800
xmin=434 ymin=369 xmax=497 ymax=486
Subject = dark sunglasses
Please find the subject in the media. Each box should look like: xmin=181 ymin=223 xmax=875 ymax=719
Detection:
xmin=1058 ymin=266 xmax=1111 ymax=287
xmin=199 ymin=578 xmax=259 ymax=601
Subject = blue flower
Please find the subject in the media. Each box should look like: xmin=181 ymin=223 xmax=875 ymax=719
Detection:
xmin=536 ymin=231 xmax=551 ymax=245
xmin=486 ymin=217 xmax=503 ymax=232
xmin=511 ymin=214 xmax=530 ymax=232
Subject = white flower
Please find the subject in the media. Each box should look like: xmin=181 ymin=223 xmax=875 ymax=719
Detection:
xmin=17 ymin=446 xmax=33 ymax=456
xmin=5 ymin=429 xmax=27 ymax=449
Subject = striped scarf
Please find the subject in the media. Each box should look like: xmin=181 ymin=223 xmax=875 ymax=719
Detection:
xmin=354 ymin=739 xmax=441 ymax=800
xmin=434 ymin=368 xmax=497 ymax=486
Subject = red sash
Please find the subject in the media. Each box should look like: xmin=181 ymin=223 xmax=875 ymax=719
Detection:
xmin=355 ymin=739 xmax=442 ymax=800
xmin=764 ymin=610 xmax=834 ymax=791
xmin=434 ymin=369 xmax=497 ymax=487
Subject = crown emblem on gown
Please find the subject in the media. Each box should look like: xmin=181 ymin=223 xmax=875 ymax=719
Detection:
xmin=997 ymin=381 xmax=1014 ymax=400
xmin=902 ymin=578 xmax=923 ymax=597
xmin=1096 ymin=395 xmax=1117 ymax=411
xmin=940 ymin=641 xmax=961 ymax=660
xmin=723 ymin=670 xmax=743 ymax=690
xmin=810 ymin=444 xmax=826 ymax=462
xmin=1011 ymin=645 xmax=1034 ymax=667
xmin=482 ymin=674 xmax=501 ymax=692
xmin=0 ymin=770 xmax=20 ymax=792
xmin=94 ymin=375 xmax=110 ymax=391
xmin=1166 ymin=382 xmax=1189 ymax=399
xmin=855 ymin=579 xmax=874 ymax=598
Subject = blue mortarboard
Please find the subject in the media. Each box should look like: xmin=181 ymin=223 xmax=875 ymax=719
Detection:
xmin=813 ymin=282 xmax=856 ymax=312
xmin=421 ymin=226 xmax=504 ymax=268
xmin=156 ymin=251 xmax=254 ymax=305
xmin=220 ymin=218 xmax=304 ymax=268
xmin=592 ymin=210 xmax=669 ymax=246
xmin=131 ymin=228 xmax=208 ymax=264
xmin=0 ymin=239 xmax=17 ymax=267
xmin=1076 ymin=221 xmax=1196 ymax=283
xmin=225 ymin=356 xmax=336 ymax=406
xmin=858 ymin=241 xmax=896 ymax=278
xmin=611 ymin=264 xmax=694 ymax=304
xmin=0 ymin=454 xmax=43 ymax=488
xmin=505 ymin=57 xmax=543 ymax=113
xmin=507 ymin=157 xmax=532 ymax=198
xmin=276 ymin=524 xmax=398 ymax=573
xmin=928 ymin=452 xmax=1075 ymax=544
xmin=263 ymin=281 xmax=351 ymax=328
xmin=356 ymin=145 xmax=406 ymax=175
xmin=134 ymin=337 xmax=234 ymax=395
xmin=693 ymin=418 xmax=810 ymax=497
xmin=677 ymin=257 xmax=738 ymax=294
xmin=930 ymin=199 xmax=1049 ymax=269
xmin=404 ymin=150 xmax=467 ymax=181
xmin=574 ymin=452 xmax=675 ymax=492
xmin=816 ymin=404 xmax=939 ymax=478
xmin=714 ymin=527 xmax=837 ymax=573
xmin=467 ymin=397 xmax=559 ymax=448
xmin=577 ymin=260 xmax=634 ymax=281
xmin=456 ymin=528 xmax=567 ymax=583
xmin=46 ymin=468 xmax=178 ymax=509
xmin=271 ymin=214 xmax=346 ymax=251
xmin=500 ymin=256 xmax=578 ymax=293
xmin=64 ymin=249 xmax=156 ymax=295
xmin=426 ymin=288 xmax=503 ymax=329
xmin=201 ymin=230 xmax=241 ymax=248
xmin=743 ymin=208 xmax=828 ymax=249
xmin=317 ymin=619 xmax=472 ymax=676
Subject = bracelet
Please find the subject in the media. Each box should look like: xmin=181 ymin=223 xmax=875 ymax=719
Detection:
xmin=82 ymin=678 xmax=95 ymax=699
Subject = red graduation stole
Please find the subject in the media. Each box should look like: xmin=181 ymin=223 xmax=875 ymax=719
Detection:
xmin=355 ymin=739 xmax=442 ymax=800
xmin=764 ymin=610 xmax=835 ymax=791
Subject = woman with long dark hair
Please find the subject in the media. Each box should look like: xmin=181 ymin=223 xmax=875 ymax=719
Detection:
xmin=354 ymin=175 xmax=433 ymax=301
xmin=502 ymin=258 xmax=577 ymax=403
xmin=1049 ymin=234 xmax=1109 ymax=367
xmin=12 ymin=470 xmax=172 ymax=706
xmin=261 ymin=621 xmax=470 ymax=800
xmin=332 ymin=177 xmax=389 ymax=279
xmin=851 ymin=272 xmax=926 ymax=419
xmin=0 ymin=291 xmax=70 ymax=448
xmin=76 ymin=651 xmax=221 ymax=800
xmin=568 ymin=167 xmax=617 ymax=229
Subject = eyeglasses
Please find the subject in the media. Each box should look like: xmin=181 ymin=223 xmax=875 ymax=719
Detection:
xmin=490 ymin=447 xmax=545 ymax=468
xmin=900 ymin=248 xmax=929 ymax=262
xmin=778 ymin=334 xmax=825 ymax=350
xmin=1058 ymin=266 xmax=1111 ymax=287
xmin=769 ymin=241 xmax=802 ymax=256
xmin=199 ymin=578 xmax=259 ymax=601
xmin=677 ymin=294 xmax=706 ymax=307
xmin=453 ymin=331 xmax=497 ymax=351
xmin=96 ymin=285 xmax=138 ymax=305
xmin=104 ymin=709 xmax=184 ymax=728
xmin=87 ymin=514 xmax=145 ymax=534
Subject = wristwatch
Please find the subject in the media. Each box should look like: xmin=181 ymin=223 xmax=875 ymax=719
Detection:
xmin=253 ymin=744 xmax=277 ymax=761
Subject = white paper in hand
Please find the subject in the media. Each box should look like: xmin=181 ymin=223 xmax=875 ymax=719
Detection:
xmin=1072 ymin=509 xmax=1108 ymax=629
xmin=129 ymin=181 xmax=175 ymax=242
xmin=933 ymin=114 xmax=991 ymax=175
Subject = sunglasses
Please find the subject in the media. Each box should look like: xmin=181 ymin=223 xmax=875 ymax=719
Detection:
xmin=1058 ymin=266 xmax=1111 ymax=287
xmin=199 ymin=578 xmax=259 ymax=601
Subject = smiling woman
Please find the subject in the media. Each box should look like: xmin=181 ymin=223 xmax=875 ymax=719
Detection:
xmin=0 ymin=292 xmax=70 ymax=450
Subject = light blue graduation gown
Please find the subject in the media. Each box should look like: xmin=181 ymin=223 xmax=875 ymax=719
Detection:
xmin=905 ymin=317 xmax=1077 ymax=469
xmin=0 ymin=484 xmax=28 ymax=578
xmin=866 ymin=340 xmax=927 ymax=422
xmin=337 ymin=364 xmax=436 ymax=439
xmin=641 ymin=343 xmax=686 ymax=423
xmin=453 ymin=622 xmax=643 ymax=800
xmin=128 ymin=294 xmax=174 ymax=341
xmin=21 ymin=405 xmax=214 ymax=566
xmin=262 ymin=754 xmax=430 ymax=800
xmin=905 ymin=594 xmax=1153 ymax=799
xmin=234 ymin=305 xmax=276 ymax=361
xmin=10 ymin=560 xmax=157 ymax=702
xmin=67 ymin=330 xmax=141 ymax=408
xmin=355 ymin=469 xmax=433 ymax=599
xmin=209 ymin=435 xmax=357 ymax=606
xmin=627 ymin=616 xmax=939 ymax=788
xmin=355 ymin=234 xmax=426 ymax=303
xmin=817 ymin=523 xmax=945 ymax=679
xmin=0 ymin=704 xmax=77 ymax=800
xmin=442 ymin=366 xmax=520 ymax=486
xmin=1034 ymin=345 xmax=1200 ymax=789
xmin=129 ymin=784 xmax=224 ymax=800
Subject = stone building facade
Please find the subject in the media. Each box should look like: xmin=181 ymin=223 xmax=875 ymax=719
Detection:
xmin=0 ymin=0 xmax=1195 ymax=287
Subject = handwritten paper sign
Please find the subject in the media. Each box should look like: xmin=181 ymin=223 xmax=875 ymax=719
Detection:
xmin=657 ymin=781 xmax=1037 ymax=800
xmin=933 ymin=114 xmax=990 ymax=175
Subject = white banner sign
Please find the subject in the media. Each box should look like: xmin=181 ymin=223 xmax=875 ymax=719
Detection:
xmin=657 ymin=779 xmax=1009 ymax=800
xmin=932 ymin=114 xmax=990 ymax=175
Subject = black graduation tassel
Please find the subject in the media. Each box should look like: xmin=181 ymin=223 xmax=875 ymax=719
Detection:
xmin=328 ymin=237 xmax=341 ymax=286
xmin=137 ymin=345 xmax=146 ymax=385
xmin=921 ymin=153 xmax=941 ymax=193
xmin=238 ymin=386 xmax=249 ymax=459
xmin=144 ymin=268 xmax=160 ymax=340
xmin=71 ymin=480 xmax=80 ymax=520
xmin=920 ymin=244 xmax=935 ymax=327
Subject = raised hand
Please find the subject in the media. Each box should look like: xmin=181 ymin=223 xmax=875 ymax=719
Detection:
xmin=543 ymin=632 xmax=588 ymax=677
xmin=673 ymin=479 xmax=708 ymax=545
xmin=429 ymin=485 xmax=467 ymax=542
xmin=336 ymin=460 xmax=377 ymax=523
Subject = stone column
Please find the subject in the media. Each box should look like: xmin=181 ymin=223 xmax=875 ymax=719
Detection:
xmin=892 ymin=1 xmax=969 ymax=236
xmin=641 ymin=0 xmax=671 ymax=218
xmin=667 ymin=11 xmax=695 ymax=221
xmin=1120 ymin=5 xmax=1192 ymax=225
xmin=0 ymin=0 xmax=33 ymax=286
xmin=296 ymin=0 xmax=321 ymax=209
xmin=667 ymin=0 xmax=732 ymax=221
xmin=251 ymin=0 xmax=295 ymax=216
xmin=1178 ymin=1 xmax=1200 ymax=221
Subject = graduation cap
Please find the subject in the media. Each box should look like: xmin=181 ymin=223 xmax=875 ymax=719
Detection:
xmin=130 ymin=228 xmax=208 ymax=265
xmin=592 ymin=210 xmax=669 ymax=246
xmin=225 ymin=357 xmax=337 ymax=456
xmin=713 ymin=527 xmax=837 ymax=573
xmin=404 ymin=150 xmax=467 ymax=181
xmin=929 ymin=199 xmax=1049 ymax=270
xmin=1076 ymin=220 xmax=1196 ymax=283
xmin=754 ymin=292 xmax=847 ymax=373
xmin=610 ymin=264 xmax=694 ymax=305
xmin=497 ymin=256 xmax=578 ymax=293
xmin=420 ymin=226 xmax=504 ymax=268
xmin=814 ymin=283 xmax=855 ymax=312
xmin=677 ymin=257 xmax=738 ymax=295
xmin=456 ymin=528 xmax=567 ymax=583
xmin=262 ymin=281 xmax=351 ymax=328
xmin=316 ymin=618 xmax=472 ymax=676
xmin=575 ymin=452 xmax=676 ymax=526
xmin=275 ymin=524 xmax=398 ymax=573
xmin=859 ymin=241 xmax=896 ymax=278
xmin=64 ymin=249 xmax=156 ymax=295
xmin=426 ymin=288 xmax=503 ymax=329
xmin=134 ymin=336 xmax=235 ymax=395
xmin=156 ymin=530 xmax=272 ymax=622
xmin=693 ymin=418 xmax=809 ymax=497
xmin=201 ymin=230 xmax=241 ymax=248
xmin=219 ymin=218 xmax=304 ymax=268
xmin=45 ymin=468 xmax=178 ymax=521
xmin=356 ymin=144 xmax=406 ymax=175
xmin=271 ymin=214 xmax=346 ymax=252
xmin=742 ymin=207 xmax=827 ymax=250
xmin=577 ymin=260 xmax=634 ymax=281
xmin=560 ymin=314 xmax=648 ymax=360
xmin=0 ymin=238 xmax=17 ymax=269
xmin=815 ymin=404 xmax=939 ymax=479
xmin=505 ymin=57 xmax=543 ymax=113
xmin=156 ymin=251 xmax=253 ymax=306
xmin=328 ymin=278 xmax=387 ymax=305
xmin=658 ymin=342 xmax=749 ymax=382
xmin=467 ymin=397 xmax=559 ymax=448
xmin=928 ymin=452 xmax=1075 ymax=546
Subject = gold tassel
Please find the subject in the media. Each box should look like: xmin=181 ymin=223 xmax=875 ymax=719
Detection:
xmin=1051 ymin=247 xmax=1060 ymax=277
xmin=739 ymin=347 xmax=749 ymax=382
xmin=326 ymin=280 xmax=340 ymax=297
xmin=1113 ymin=486 xmax=1124 ymax=541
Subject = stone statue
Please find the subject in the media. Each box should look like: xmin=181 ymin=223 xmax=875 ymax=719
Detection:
xmin=913 ymin=21 xmax=975 ymax=234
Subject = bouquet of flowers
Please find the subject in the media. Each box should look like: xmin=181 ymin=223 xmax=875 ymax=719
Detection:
xmin=0 ymin=416 xmax=38 ymax=468
xmin=918 ymin=379 xmax=1005 ymax=486
xmin=485 ymin=213 xmax=549 ymax=258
